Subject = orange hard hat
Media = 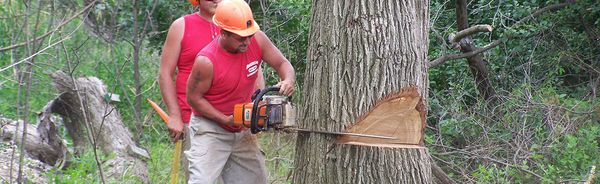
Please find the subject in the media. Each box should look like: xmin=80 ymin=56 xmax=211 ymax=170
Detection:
xmin=213 ymin=0 xmax=260 ymax=37
xmin=188 ymin=0 xmax=199 ymax=6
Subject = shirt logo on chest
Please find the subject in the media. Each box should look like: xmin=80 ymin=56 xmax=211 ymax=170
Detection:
xmin=246 ymin=61 xmax=259 ymax=77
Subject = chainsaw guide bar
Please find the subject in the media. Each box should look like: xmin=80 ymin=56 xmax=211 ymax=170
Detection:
xmin=287 ymin=128 xmax=399 ymax=140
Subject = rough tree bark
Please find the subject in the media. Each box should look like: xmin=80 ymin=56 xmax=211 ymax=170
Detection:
xmin=293 ymin=1 xmax=432 ymax=183
xmin=48 ymin=71 xmax=149 ymax=182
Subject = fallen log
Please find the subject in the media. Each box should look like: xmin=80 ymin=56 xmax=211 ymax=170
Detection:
xmin=0 ymin=114 xmax=67 ymax=168
xmin=47 ymin=71 xmax=149 ymax=182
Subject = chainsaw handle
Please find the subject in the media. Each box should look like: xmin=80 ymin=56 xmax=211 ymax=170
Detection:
xmin=250 ymin=86 xmax=280 ymax=134
xmin=251 ymin=86 xmax=280 ymax=101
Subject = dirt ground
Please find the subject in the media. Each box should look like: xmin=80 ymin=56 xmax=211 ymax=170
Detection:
xmin=0 ymin=140 xmax=52 ymax=183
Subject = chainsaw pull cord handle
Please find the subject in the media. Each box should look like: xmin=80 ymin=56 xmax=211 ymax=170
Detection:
xmin=250 ymin=86 xmax=281 ymax=134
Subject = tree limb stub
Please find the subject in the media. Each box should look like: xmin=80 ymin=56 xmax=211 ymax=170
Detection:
xmin=449 ymin=24 xmax=493 ymax=44
xmin=431 ymin=157 xmax=457 ymax=184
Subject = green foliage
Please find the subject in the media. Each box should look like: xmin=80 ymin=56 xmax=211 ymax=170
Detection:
xmin=146 ymin=142 xmax=186 ymax=183
xmin=472 ymin=164 xmax=512 ymax=184
xmin=430 ymin=82 xmax=599 ymax=182
xmin=259 ymin=134 xmax=296 ymax=184
xmin=250 ymin=0 xmax=311 ymax=90
xmin=535 ymin=125 xmax=599 ymax=183
xmin=2 ymin=0 xmax=599 ymax=183
xmin=47 ymin=150 xmax=109 ymax=183
xmin=85 ymin=0 xmax=191 ymax=46
xmin=146 ymin=1 xmax=193 ymax=50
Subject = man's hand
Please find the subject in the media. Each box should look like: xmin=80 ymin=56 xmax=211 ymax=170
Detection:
xmin=275 ymin=80 xmax=295 ymax=96
xmin=224 ymin=115 xmax=234 ymax=126
xmin=167 ymin=115 xmax=184 ymax=142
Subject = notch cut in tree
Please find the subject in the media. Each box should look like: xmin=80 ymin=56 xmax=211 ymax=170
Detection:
xmin=337 ymin=86 xmax=426 ymax=147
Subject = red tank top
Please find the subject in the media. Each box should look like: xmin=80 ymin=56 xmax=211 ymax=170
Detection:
xmin=194 ymin=37 xmax=262 ymax=132
xmin=175 ymin=13 xmax=219 ymax=123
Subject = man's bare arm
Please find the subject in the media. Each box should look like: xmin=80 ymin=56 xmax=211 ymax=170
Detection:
xmin=187 ymin=56 xmax=233 ymax=125
xmin=158 ymin=17 xmax=185 ymax=139
xmin=255 ymin=31 xmax=296 ymax=96
xmin=255 ymin=67 xmax=266 ymax=89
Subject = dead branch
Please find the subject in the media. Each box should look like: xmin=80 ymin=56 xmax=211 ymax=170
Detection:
xmin=66 ymin=56 xmax=107 ymax=183
xmin=431 ymin=143 xmax=543 ymax=180
xmin=449 ymin=24 xmax=493 ymax=44
xmin=430 ymin=157 xmax=456 ymax=184
xmin=0 ymin=36 xmax=72 ymax=73
xmin=0 ymin=0 xmax=98 ymax=52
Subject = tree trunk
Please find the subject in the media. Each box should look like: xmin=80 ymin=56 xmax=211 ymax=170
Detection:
xmin=48 ymin=71 xmax=149 ymax=182
xmin=132 ymin=0 xmax=143 ymax=140
xmin=455 ymin=0 xmax=497 ymax=104
xmin=293 ymin=1 xmax=432 ymax=183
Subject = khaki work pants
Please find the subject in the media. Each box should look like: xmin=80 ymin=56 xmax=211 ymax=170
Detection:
xmin=186 ymin=116 xmax=267 ymax=184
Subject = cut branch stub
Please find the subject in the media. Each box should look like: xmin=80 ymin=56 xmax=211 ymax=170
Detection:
xmin=449 ymin=24 xmax=493 ymax=44
xmin=336 ymin=87 xmax=426 ymax=147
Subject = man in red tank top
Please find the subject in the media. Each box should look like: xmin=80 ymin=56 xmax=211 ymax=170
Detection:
xmin=159 ymin=0 xmax=265 ymax=140
xmin=158 ymin=0 xmax=265 ymax=181
xmin=185 ymin=0 xmax=295 ymax=183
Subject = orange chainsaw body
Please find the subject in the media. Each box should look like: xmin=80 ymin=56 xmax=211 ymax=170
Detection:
xmin=233 ymin=102 xmax=266 ymax=127
xmin=233 ymin=87 xmax=296 ymax=133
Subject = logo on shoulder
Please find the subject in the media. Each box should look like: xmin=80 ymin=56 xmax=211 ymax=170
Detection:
xmin=246 ymin=61 xmax=259 ymax=77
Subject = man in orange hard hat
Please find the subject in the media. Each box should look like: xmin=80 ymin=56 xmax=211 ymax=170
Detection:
xmin=186 ymin=0 xmax=295 ymax=183
xmin=158 ymin=0 xmax=265 ymax=180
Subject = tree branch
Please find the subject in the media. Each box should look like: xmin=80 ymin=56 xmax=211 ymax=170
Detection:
xmin=429 ymin=40 xmax=502 ymax=67
xmin=0 ymin=0 xmax=97 ymax=52
xmin=431 ymin=157 xmax=456 ymax=184
xmin=429 ymin=1 xmax=576 ymax=68
xmin=0 ymin=36 xmax=72 ymax=73
xmin=514 ymin=1 xmax=575 ymax=26
xmin=63 ymin=37 xmax=107 ymax=184
xmin=449 ymin=25 xmax=493 ymax=44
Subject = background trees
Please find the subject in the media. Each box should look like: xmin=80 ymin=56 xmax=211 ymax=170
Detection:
xmin=0 ymin=0 xmax=598 ymax=183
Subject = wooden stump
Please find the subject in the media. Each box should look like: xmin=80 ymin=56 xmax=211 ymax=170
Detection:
xmin=47 ymin=71 xmax=149 ymax=182
xmin=1 ymin=114 xmax=67 ymax=168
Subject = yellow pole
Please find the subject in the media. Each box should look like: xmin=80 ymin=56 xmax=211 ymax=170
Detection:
xmin=147 ymin=99 xmax=182 ymax=184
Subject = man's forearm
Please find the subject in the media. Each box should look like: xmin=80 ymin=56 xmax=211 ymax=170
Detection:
xmin=256 ymin=67 xmax=266 ymax=89
xmin=158 ymin=75 xmax=182 ymax=117
xmin=277 ymin=61 xmax=295 ymax=82
xmin=188 ymin=97 xmax=230 ymax=125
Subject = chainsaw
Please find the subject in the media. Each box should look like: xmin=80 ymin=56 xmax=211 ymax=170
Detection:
xmin=233 ymin=87 xmax=398 ymax=139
